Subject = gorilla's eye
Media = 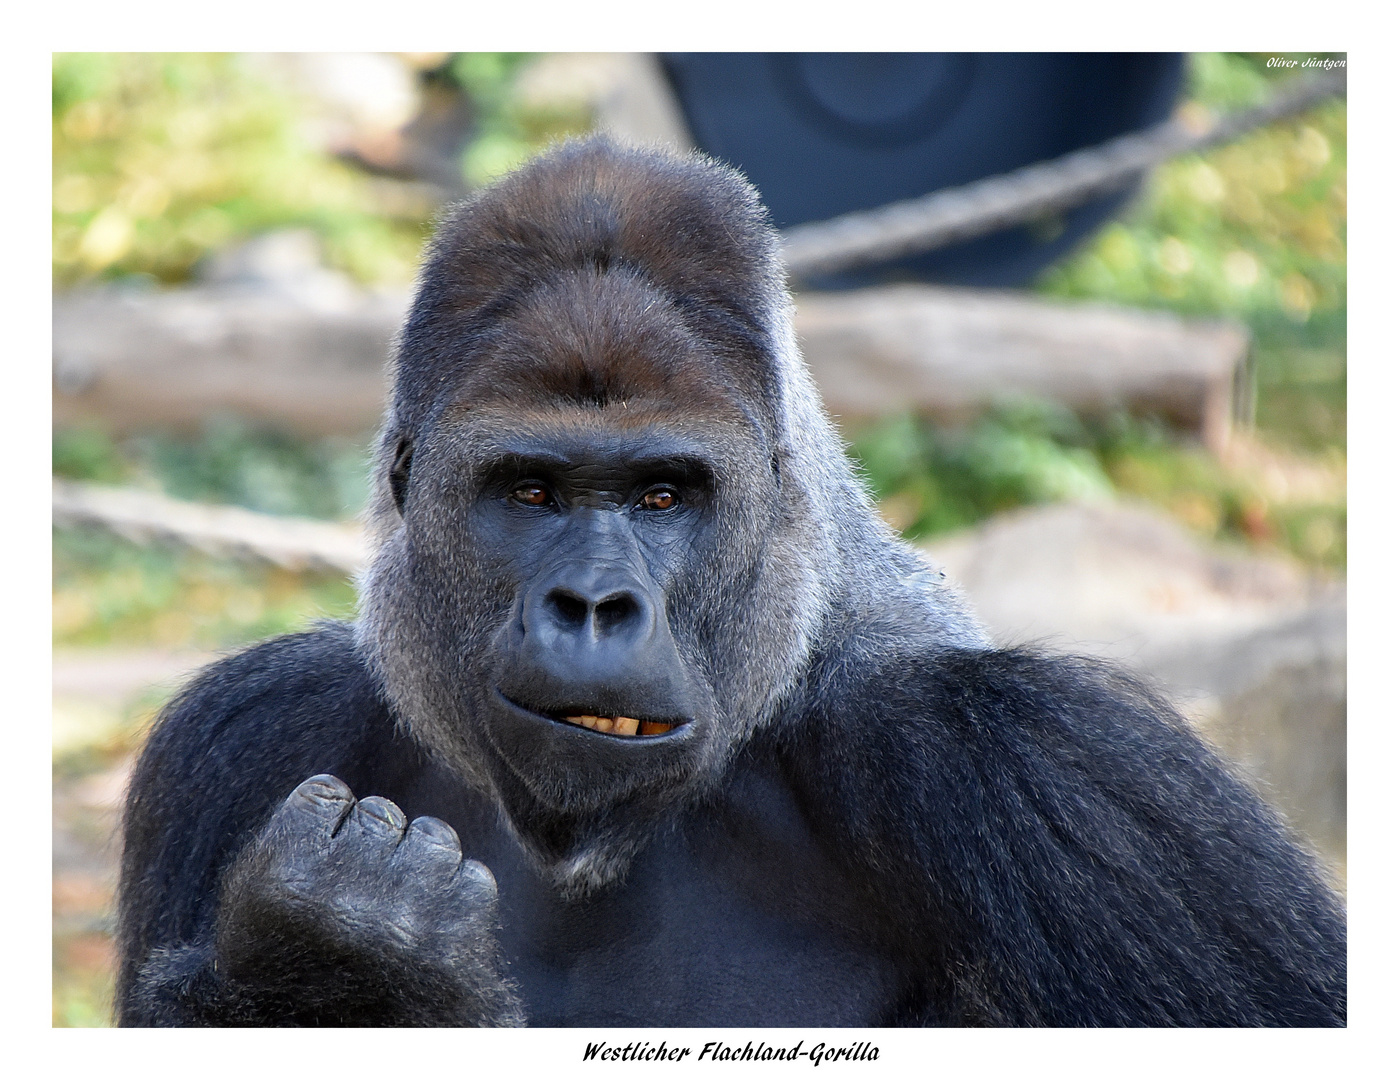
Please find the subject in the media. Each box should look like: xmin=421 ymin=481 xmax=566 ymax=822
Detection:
xmin=511 ymin=485 xmax=552 ymax=507
xmin=638 ymin=487 xmax=679 ymax=511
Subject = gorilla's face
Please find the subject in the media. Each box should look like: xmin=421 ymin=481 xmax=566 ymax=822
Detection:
xmin=360 ymin=267 xmax=821 ymax=892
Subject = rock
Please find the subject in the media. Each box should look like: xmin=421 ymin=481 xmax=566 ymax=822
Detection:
xmin=923 ymin=500 xmax=1345 ymax=874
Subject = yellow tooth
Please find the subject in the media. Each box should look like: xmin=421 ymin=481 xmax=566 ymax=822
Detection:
xmin=562 ymin=713 xmax=658 ymax=736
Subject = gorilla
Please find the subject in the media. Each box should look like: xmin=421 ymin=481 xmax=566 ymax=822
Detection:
xmin=116 ymin=138 xmax=1346 ymax=1027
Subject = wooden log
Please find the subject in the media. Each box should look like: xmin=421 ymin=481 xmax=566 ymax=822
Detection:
xmin=52 ymin=479 xmax=367 ymax=576
xmin=54 ymin=282 xmax=1251 ymax=450
xmin=53 ymin=286 xmax=405 ymax=437
xmin=794 ymin=285 xmax=1251 ymax=451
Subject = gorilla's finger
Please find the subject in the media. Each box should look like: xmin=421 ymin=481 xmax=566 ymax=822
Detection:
xmin=387 ymin=816 xmax=463 ymax=886
xmin=401 ymin=815 xmax=462 ymax=854
xmin=265 ymin=774 xmax=356 ymax=845
xmin=452 ymin=858 xmax=500 ymax=905
xmin=336 ymin=796 xmax=410 ymax=861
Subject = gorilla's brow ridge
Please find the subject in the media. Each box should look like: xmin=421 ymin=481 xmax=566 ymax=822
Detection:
xmin=476 ymin=443 xmax=718 ymax=488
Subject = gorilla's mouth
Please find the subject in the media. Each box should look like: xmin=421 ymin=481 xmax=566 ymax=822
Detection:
xmin=498 ymin=693 xmax=686 ymax=739
xmin=558 ymin=713 xmax=678 ymax=737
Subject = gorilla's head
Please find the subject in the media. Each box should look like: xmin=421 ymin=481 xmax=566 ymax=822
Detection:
xmin=357 ymin=139 xmax=983 ymax=893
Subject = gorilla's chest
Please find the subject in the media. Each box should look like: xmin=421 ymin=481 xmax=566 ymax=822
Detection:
xmin=409 ymin=761 xmax=903 ymax=1026
xmin=508 ymin=882 xmax=898 ymax=1025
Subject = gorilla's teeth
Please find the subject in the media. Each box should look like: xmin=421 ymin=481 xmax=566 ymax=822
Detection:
xmin=560 ymin=714 xmax=668 ymax=737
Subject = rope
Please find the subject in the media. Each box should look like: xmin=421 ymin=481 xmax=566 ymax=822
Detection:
xmin=779 ymin=70 xmax=1347 ymax=280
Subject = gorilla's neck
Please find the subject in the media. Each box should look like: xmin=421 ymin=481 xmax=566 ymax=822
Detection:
xmin=760 ymin=303 xmax=989 ymax=654
xmin=494 ymin=780 xmax=678 ymax=900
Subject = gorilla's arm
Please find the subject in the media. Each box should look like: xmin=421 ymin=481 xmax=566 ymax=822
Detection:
xmin=115 ymin=623 xmax=523 ymax=1027
xmin=789 ymin=645 xmax=1346 ymax=1026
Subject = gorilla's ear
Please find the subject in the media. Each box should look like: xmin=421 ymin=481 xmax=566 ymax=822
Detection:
xmin=389 ymin=436 xmax=414 ymax=516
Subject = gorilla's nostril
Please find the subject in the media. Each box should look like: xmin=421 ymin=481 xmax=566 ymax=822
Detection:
xmin=546 ymin=590 xmax=589 ymax=629
xmin=542 ymin=586 xmax=644 ymax=636
xmin=595 ymin=593 xmax=641 ymax=633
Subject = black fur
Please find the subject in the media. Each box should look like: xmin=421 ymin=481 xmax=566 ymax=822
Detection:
xmin=116 ymin=139 xmax=1345 ymax=1027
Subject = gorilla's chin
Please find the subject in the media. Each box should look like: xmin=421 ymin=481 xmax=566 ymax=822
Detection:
xmin=464 ymin=688 xmax=724 ymax=896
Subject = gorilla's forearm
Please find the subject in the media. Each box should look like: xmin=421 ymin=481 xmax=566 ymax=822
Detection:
xmin=792 ymin=645 xmax=1346 ymax=1026
xmin=121 ymin=942 xmax=229 ymax=1026
xmin=123 ymin=933 xmax=524 ymax=1027
xmin=121 ymin=940 xmax=397 ymax=1027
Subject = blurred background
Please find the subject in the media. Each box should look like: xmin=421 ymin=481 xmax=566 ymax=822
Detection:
xmin=52 ymin=52 xmax=1346 ymax=1025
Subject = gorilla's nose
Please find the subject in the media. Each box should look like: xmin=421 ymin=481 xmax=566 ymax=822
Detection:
xmin=522 ymin=562 xmax=659 ymax=655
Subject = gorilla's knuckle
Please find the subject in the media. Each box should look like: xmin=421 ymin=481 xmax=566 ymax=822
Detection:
xmin=272 ymin=777 xmax=355 ymax=837
xmin=455 ymin=858 xmax=497 ymax=895
xmin=294 ymin=774 xmax=353 ymax=805
xmin=403 ymin=815 xmax=461 ymax=852
xmin=352 ymin=796 xmax=408 ymax=833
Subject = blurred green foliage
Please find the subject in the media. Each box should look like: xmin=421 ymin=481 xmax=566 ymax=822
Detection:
xmin=851 ymin=400 xmax=1113 ymax=537
xmin=1037 ymin=51 xmax=1346 ymax=451
xmin=53 ymin=422 xmax=370 ymax=649
xmin=52 ymin=52 xmax=590 ymax=288
xmin=449 ymin=53 xmax=591 ymax=187
xmin=53 ymin=526 xmax=358 ymax=649
xmin=52 ymin=421 xmax=370 ymax=649
xmin=857 ymin=52 xmax=1345 ymax=570
xmin=852 ymin=402 xmax=1346 ymax=572
xmin=52 ymin=427 xmax=130 ymax=486
xmin=53 ymin=966 xmax=113 ymax=1029
xmin=53 ymin=419 xmax=371 ymax=520
xmin=1095 ymin=423 xmax=1346 ymax=570
xmin=52 ymin=53 xmax=432 ymax=286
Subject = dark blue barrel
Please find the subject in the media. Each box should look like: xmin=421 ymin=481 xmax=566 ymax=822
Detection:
xmin=659 ymin=53 xmax=1185 ymax=288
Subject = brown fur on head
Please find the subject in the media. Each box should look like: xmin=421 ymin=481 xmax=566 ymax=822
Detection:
xmin=382 ymin=138 xmax=786 ymax=444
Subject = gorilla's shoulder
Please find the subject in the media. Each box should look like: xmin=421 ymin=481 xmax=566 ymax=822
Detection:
xmin=782 ymin=639 xmax=1346 ymax=1025
xmin=792 ymin=640 xmax=1250 ymax=830
xmin=806 ymin=640 xmax=1191 ymax=745
xmin=129 ymin=622 xmax=401 ymax=816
